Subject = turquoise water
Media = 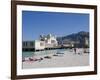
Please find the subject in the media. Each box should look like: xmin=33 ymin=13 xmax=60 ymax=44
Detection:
xmin=22 ymin=49 xmax=69 ymax=58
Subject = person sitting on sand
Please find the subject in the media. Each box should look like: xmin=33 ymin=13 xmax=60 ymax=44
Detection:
xmin=29 ymin=57 xmax=33 ymax=61
xmin=38 ymin=57 xmax=43 ymax=62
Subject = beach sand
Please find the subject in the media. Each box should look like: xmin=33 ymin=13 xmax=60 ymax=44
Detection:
xmin=22 ymin=48 xmax=89 ymax=69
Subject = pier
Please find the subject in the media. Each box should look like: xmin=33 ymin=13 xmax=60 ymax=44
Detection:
xmin=22 ymin=46 xmax=73 ymax=52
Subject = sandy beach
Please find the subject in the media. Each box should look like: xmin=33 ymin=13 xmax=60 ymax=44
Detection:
xmin=22 ymin=48 xmax=89 ymax=69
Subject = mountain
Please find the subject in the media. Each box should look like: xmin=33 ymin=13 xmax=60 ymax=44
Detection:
xmin=57 ymin=31 xmax=89 ymax=47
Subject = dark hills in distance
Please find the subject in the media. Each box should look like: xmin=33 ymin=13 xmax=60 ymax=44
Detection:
xmin=57 ymin=31 xmax=89 ymax=48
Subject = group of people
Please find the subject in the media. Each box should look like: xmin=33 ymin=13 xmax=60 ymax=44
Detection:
xmin=73 ymin=48 xmax=82 ymax=55
xmin=73 ymin=48 xmax=88 ymax=54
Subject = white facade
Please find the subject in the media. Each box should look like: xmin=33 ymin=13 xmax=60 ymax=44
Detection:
xmin=34 ymin=40 xmax=45 ymax=50
xmin=35 ymin=34 xmax=58 ymax=50
xmin=40 ymin=34 xmax=58 ymax=48
xmin=23 ymin=34 xmax=58 ymax=50
xmin=85 ymin=37 xmax=89 ymax=46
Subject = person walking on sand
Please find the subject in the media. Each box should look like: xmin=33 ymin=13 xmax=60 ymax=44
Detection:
xmin=74 ymin=48 xmax=77 ymax=54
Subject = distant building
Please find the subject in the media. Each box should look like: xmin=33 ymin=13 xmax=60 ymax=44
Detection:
xmin=84 ymin=37 xmax=89 ymax=47
xmin=23 ymin=41 xmax=34 ymax=49
xmin=61 ymin=39 xmax=74 ymax=47
xmin=40 ymin=34 xmax=58 ymax=48
xmin=34 ymin=40 xmax=45 ymax=50
xmin=22 ymin=41 xmax=35 ymax=51
xmin=22 ymin=34 xmax=58 ymax=51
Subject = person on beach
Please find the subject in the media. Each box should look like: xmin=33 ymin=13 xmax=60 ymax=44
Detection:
xmin=74 ymin=48 xmax=77 ymax=54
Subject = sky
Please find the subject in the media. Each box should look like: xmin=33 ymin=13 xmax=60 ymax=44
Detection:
xmin=22 ymin=11 xmax=89 ymax=41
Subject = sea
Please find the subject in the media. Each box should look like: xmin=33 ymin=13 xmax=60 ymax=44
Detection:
xmin=22 ymin=49 xmax=72 ymax=58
